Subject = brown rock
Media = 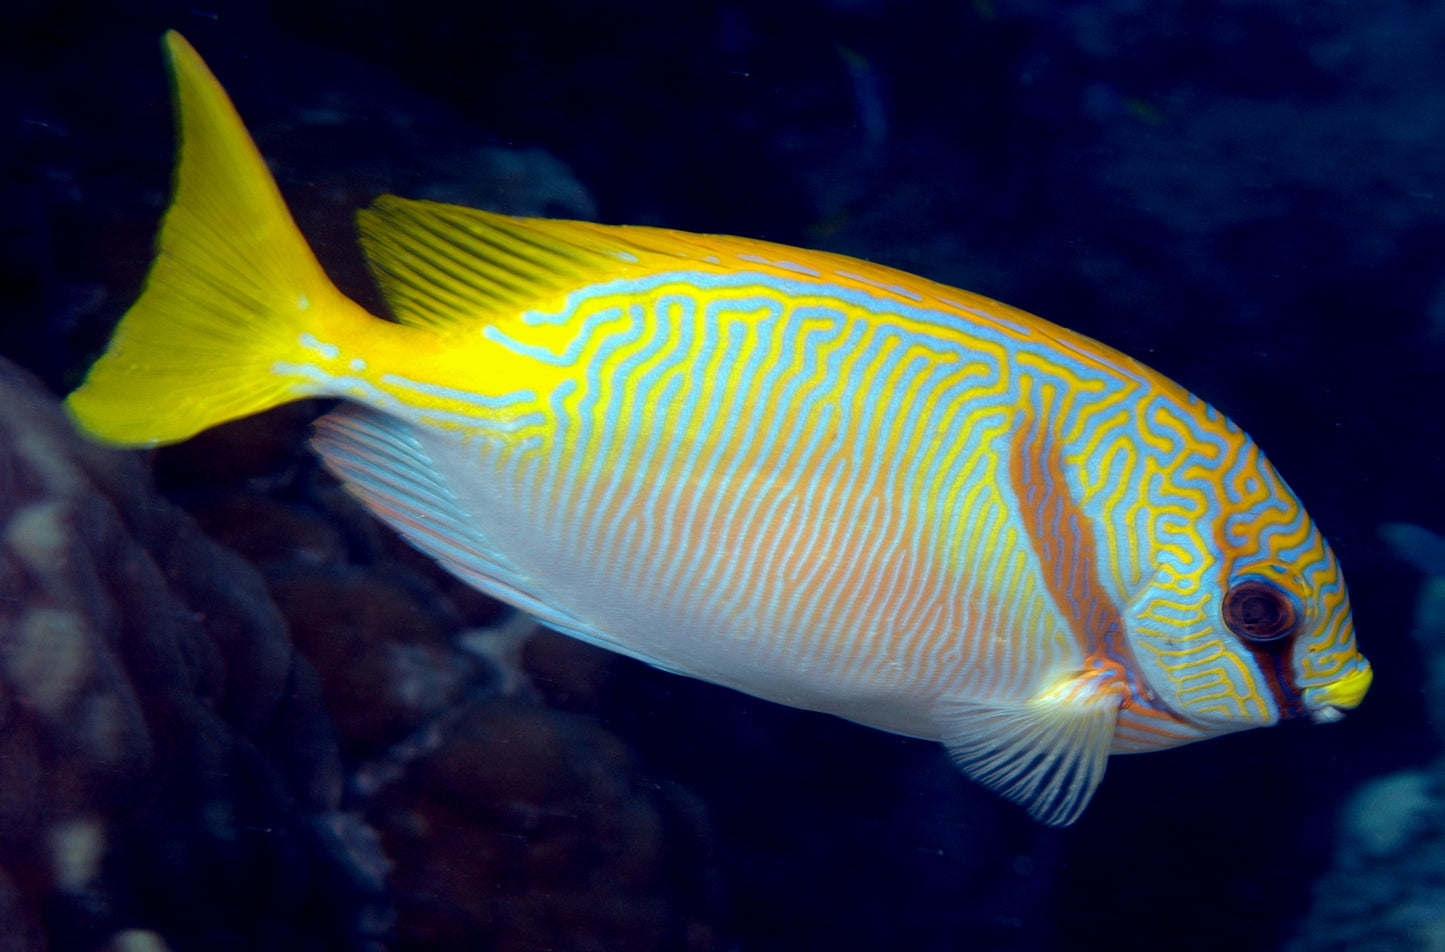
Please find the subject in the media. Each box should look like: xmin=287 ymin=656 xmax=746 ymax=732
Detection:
xmin=371 ymin=697 xmax=725 ymax=952
xmin=0 ymin=357 xmax=375 ymax=948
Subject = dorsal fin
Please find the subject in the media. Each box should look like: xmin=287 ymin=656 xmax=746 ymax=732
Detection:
xmin=356 ymin=194 xmax=1000 ymax=336
xmin=357 ymin=196 xmax=685 ymax=334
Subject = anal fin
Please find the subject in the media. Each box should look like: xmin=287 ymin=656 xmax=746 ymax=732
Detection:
xmin=311 ymin=406 xmax=716 ymax=678
xmin=936 ymin=672 xmax=1123 ymax=826
xmin=310 ymin=406 xmax=591 ymax=633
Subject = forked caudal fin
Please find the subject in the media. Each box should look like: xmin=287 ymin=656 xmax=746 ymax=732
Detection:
xmin=65 ymin=31 xmax=376 ymax=448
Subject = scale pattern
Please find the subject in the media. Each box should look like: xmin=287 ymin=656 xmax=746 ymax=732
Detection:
xmin=483 ymin=273 xmax=1064 ymax=721
xmin=339 ymin=235 xmax=1357 ymax=746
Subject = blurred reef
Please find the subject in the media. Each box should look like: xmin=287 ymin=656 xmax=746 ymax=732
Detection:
xmin=1287 ymin=525 xmax=1445 ymax=952
xmin=0 ymin=358 xmax=367 ymax=950
xmin=2 ymin=1 xmax=1443 ymax=951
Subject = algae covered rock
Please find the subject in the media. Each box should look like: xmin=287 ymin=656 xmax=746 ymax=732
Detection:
xmin=0 ymin=357 xmax=373 ymax=950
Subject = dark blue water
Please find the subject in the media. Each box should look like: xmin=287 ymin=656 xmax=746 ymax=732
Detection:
xmin=2 ymin=2 xmax=1438 ymax=950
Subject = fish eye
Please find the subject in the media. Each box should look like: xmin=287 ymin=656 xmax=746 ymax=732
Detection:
xmin=1222 ymin=578 xmax=1299 ymax=643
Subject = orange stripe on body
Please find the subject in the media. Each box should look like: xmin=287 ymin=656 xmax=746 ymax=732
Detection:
xmin=1007 ymin=389 xmax=1136 ymax=705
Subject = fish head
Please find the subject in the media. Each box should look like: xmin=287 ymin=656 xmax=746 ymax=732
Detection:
xmin=1118 ymin=442 xmax=1371 ymax=740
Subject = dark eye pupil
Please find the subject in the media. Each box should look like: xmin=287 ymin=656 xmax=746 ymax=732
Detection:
xmin=1223 ymin=580 xmax=1297 ymax=642
xmin=1238 ymin=594 xmax=1278 ymax=627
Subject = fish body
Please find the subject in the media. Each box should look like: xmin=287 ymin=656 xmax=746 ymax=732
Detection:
xmin=66 ymin=33 xmax=1372 ymax=825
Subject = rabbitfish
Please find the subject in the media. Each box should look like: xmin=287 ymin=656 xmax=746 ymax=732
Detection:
xmin=67 ymin=32 xmax=1372 ymax=825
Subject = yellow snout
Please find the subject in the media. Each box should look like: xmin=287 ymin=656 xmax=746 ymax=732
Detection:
xmin=1305 ymin=660 xmax=1373 ymax=723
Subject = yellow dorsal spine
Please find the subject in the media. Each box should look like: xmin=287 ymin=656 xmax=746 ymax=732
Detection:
xmin=65 ymin=31 xmax=383 ymax=447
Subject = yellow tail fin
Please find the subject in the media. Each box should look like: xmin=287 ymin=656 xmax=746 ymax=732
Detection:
xmin=66 ymin=31 xmax=372 ymax=447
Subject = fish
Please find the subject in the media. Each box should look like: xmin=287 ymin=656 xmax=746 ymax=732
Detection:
xmin=66 ymin=32 xmax=1372 ymax=826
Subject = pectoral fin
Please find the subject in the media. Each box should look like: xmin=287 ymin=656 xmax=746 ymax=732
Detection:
xmin=936 ymin=673 xmax=1123 ymax=826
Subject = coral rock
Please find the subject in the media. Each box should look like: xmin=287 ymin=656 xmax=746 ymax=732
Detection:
xmin=0 ymin=357 xmax=374 ymax=950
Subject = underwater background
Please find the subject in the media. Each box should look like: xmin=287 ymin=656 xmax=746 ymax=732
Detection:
xmin=1 ymin=1 xmax=1442 ymax=950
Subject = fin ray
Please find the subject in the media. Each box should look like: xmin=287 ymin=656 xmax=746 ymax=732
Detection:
xmin=311 ymin=406 xmax=710 ymax=674
xmin=312 ymin=407 xmax=539 ymax=607
xmin=311 ymin=407 xmax=614 ymax=638
xmin=357 ymin=196 xmax=625 ymax=332
xmin=937 ymin=674 xmax=1122 ymax=826
xmin=65 ymin=31 xmax=370 ymax=447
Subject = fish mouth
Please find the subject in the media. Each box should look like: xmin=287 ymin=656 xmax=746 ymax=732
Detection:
xmin=1303 ymin=661 xmax=1373 ymax=725
xmin=1308 ymin=705 xmax=1347 ymax=725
